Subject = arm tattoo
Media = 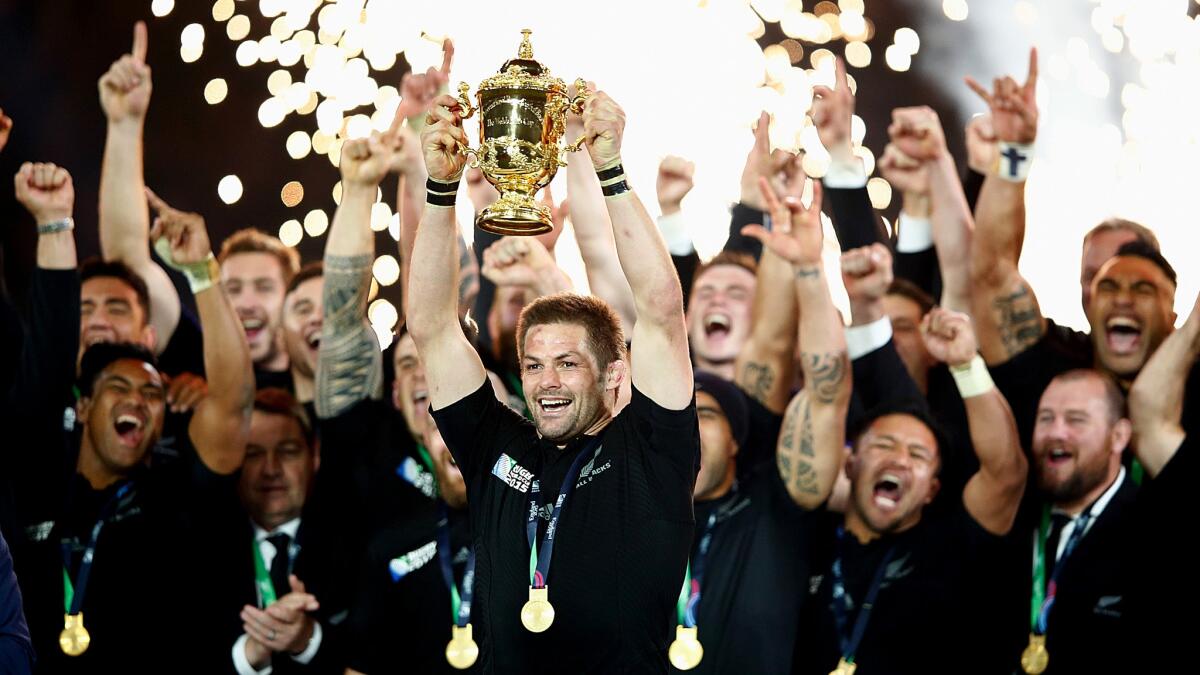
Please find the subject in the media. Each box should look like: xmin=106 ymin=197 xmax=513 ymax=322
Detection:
xmin=778 ymin=393 xmax=820 ymax=496
xmin=740 ymin=360 xmax=775 ymax=407
xmin=316 ymin=253 xmax=383 ymax=419
xmin=992 ymin=284 xmax=1042 ymax=358
xmin=801 ymin=350 xmax=848 ymax=404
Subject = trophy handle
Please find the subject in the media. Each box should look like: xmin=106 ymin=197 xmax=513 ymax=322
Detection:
xmin=561 ymin=78 xmax=591 ymax=156
xmin=456 ymin=82 xmax=477 ymax=119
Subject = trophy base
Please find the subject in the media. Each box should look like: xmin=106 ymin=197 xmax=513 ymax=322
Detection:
xmin=476 ymin=193 xmax=553 ymax=236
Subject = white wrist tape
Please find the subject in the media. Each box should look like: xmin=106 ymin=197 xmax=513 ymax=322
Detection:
xmin=950 ymin=354 xmax=995 ymax=398
xmin=896 ymin=212 xmax=933 ymax=253
xmin=995 ymin=141 xmax=1034 ymax=182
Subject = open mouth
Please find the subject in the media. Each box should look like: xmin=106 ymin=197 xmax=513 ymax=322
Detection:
xmin=537 ymin=397 xmax=572 ymax=416
xmin=1045 ymin=446 xmax=1072 ymax=467
xmin=305 ymin=332 xmax=321 ymax=351
xmin=872 ymin=472 xmax=904 ymax=510
xmin=242 ymin=318 xmax=265 ymax=340
xmin=703 ymin=313 xmax=731 ymax=339
xmin=1105 ymin=316 xmax=1142 ymax=356
xmin=112 ymin=412 xmax=146 ymax=447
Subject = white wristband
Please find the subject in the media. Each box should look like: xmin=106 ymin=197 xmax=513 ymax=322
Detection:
xmin=896 ymin=212 xmax=933 ymax=253
xmin=656 ymin=212 xmax=694 ymax=256
xmin=950 ymin=354 xmax=995 ymax=398
xmin=822 ymin=155 xmax=868 ymax=189
xmin=995 ymin=141 xmax=1034 ymax=182
xmin=845 ymin=316 xmax=894 ymax=361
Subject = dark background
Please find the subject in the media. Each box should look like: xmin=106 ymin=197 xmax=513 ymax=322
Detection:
xmin=0 ymin=0 xmax=964 ymax=305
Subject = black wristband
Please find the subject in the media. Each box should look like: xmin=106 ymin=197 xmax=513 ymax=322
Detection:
xmin=601 ymin=180 xmax=630 ymax=197
xmin=426 ymin=177 xmax=461 ymax=193
xmin=596 ymin=164 xmax=624 ymax=182
xmin=426 ymin=191 xmax=458 ymax=207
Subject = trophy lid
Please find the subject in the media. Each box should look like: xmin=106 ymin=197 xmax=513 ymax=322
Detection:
xmin=478 ymin=29 xmax=566 ymax=94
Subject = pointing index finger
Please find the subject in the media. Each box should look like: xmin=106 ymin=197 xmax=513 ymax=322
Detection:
xmin=1024 ymin=47 xmax=1038 ymax=91
xmin=439 ymin=38 xmax=455 ymax=77
xmin=144 ymin=186 xmax=171 ymax=215
xmin=132 ymin=21 xmax=148 ymax=63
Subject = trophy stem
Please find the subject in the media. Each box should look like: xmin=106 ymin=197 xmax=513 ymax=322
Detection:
xmin=476 ymin=191 xmax=554 ymax=236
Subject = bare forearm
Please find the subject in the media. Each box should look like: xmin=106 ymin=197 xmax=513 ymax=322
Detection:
xmin=408 ymin=205 xmax=462 ymax=341
xmin=316 ymin=252 xmax=382 ymax=418
xmin=1130 ymin=316 xmax=1199 ymax=476
xmin=605 ymin=189 xmax=684 ymax=322
xmin=36 ymin=231 xmax=76 ymax=271
xmin=567 ymin=151 xmax=636 ymax=329
xmin=972 ymin=175 xmax=1026 ymax=279
xmin=965 ymin=389 xmax=1026 ymax=481
xmin=397 ymin=169 xmax=426 ymax=318
xmin=99 ymin=123 xmax=151 ymax=264
xmin=927 ymin=153 xmax=974 ymax=313
xmin=736 ymin=249 xmax=799 ymax=413
xmin=795 ymin=263 xmax=850 ymax=407
xmin=195 ymin=285 xmax=253 ymax=415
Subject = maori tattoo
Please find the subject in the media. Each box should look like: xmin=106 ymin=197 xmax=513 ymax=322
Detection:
xmin=315 ymin=253 xmax=383 ymax=419
xmin=801 ymin=350 xmax=849 ymax=404
xmin=778 ymin=391 xmax=820 ymax=497
xmin=740 ymin=360 xmax=776 ymax=408
xmin=992 ymin=283 xmax=1042 ymax=358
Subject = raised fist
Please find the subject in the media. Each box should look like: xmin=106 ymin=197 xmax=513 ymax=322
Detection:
xmin=656 ymin=156 xmax=695 ymax=216
xmin=99 ymin=21 xmax=152 ymax=124
xmin=886 ymin=106 xmax=948 ymax=162
xmin=965 ymin=48 xmax=1038 ymax=144
xmin=582 ymin=88 xmax=625 ymax=171
xmin=421 ymin=94 xmax=470 ymax=182
xmin=877 ymin=143 xmax=929 ymax=196
xmin=14 ymin=162 xmax=74 ymax=225
xmin=145 ymin=188 xmax=213 ymax=266
xmin=840 ymin=243 xmax=894 ymax=307
xmin=481 ymin=236 xmax=570 ymax=295
xmin=341 ymin=129 xmax=404 ymax=188
xmin=964 ymin=113 xmax=999 ymax=174
xmin=920 ymin=307 xmax=978 ymax=367
xmin=0 ymin=109 xmax=12 ymax=154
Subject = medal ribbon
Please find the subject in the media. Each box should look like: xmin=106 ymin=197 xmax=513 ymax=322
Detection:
xmin=416 ymin=443 xmax=435 ymax=472
xmin=525 ymin=436 xmax=602 ymax=587
xmin=437 ymin=504 xmax=476 ymax=627
xmin=675 ymin=485 xmax=742 ymax=628
xmin=61 ymin=482 xmax=133 ymax=616
xmin=251 ymin=538 xmax=278 ymax=607
xmin=829 ymin=527 xmax=897 ymax=666
xmin=1030 ymin=503 xmax=1094 ymax=635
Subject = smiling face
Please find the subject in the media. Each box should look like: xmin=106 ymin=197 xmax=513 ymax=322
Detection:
xmin=79 ymin=277 xmax=155 ymax=363
xmin=282 ymin=276 xmax=323 ymax=379
xmin=1086 ymin=256 xmax=1176 ymax=380
xmin=392 ymin=332 xmax=428 ymax=440
xmin=79 ymin=358 xmax=166 ymax=476
xmin=1080 ymin=228 xmax=1140 ymax=310
xmin=238 ymin=410 xmax=317 ymax=531
xmin=1031 ymin=375 xmax=1127 ymax=507
xmin=423 ymin=410 xmax=467 ymax=509
xmin=687 ymin=265 xmax=756 ymax=369
xmin=846 ymin=414 xmax=940 ymax=536
xmin=222 ymin=252 xmax=288 ymax=370
xmin=520 ymin=322 xmax=619 ymax=443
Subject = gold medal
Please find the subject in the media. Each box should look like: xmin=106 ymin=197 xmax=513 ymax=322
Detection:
xmin=1021 ymin=633 xmax=1049 ymax=674
xmin=667 ymin=624 xmax=704 ymax=670
xmin=445 ymin=623 xmax=479 ymax=669
xmin=59 ymin=612 xmax=91 ymax=656
xmin=829 ymin=657 xmax=857 ymax=675
xmin=520 ymin=586 xmax=555 ymax=633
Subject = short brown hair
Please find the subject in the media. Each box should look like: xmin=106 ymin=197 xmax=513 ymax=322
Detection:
xmin=218 ymin=228 xmax=301 ymax=284
xmin=1048 ymin=369 xmax=1127 ymax=424
xmin=516 ymin=293 xmax=626 ymax=370
xmin=286 ymin=261 xmax=323 ymax=297
xmin=1083 ymin=218 xmax=1160 ymax=252
xmin=694 ymin=251 xmax=757 ymax=286
xmin=886 ymin=278 xmax=935 ymax=317
xmin=253 ymin=387 xmax=316 ymax=449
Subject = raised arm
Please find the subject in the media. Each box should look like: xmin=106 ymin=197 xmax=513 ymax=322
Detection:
xmin=966 ymin=49 xmax=1047 ymax=364
xmin=886 ymin=107 xmax=975 ymax=314
xmin=743 ymin=177 xmax=851 ymax=509
xmin=15 ymin=163 xmax=77 ymax=271
xmin=734 ymin=161 xmax=802 ymax=415
xmin=921 ymin=308 xmax=1026 ymax=534
xmin=1129 ymin=293 xmax=1200 ymax=478
xmin=565 ymin=114 xmax=637 ymax=334
xmin=97 ymin=21 xmax=181 ymax=353
xmin=480 ymin=236 xmax=572 ymax=299
xmin=145 ymin=192 xmax=253 ymax=474
xmin=582 ymin=90 xmax=692 ymax=408
xmin=407 ymin=95 xmax=486 ymax=409
xmin=314 ymin=131 xmax=402 ymax=418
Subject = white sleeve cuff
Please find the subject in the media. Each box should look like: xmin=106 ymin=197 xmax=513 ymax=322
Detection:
xmin=232 ymin=634 xmax=273 ymax=675
xmin=895 ymin=212 xmax=934 ymax=253
xmin=845 ymin=317 xmax=894 ymax=361
xmin=656 ymin=212 xmax=695 ymax=256
xmin=821 ymin=157 xmax=868 ymax=189
xmin=289 ymin=621 xmax=323 ymax=664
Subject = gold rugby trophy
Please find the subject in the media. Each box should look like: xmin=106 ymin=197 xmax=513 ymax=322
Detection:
xmin=456 ymin=29 xmax=589 ymax=235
